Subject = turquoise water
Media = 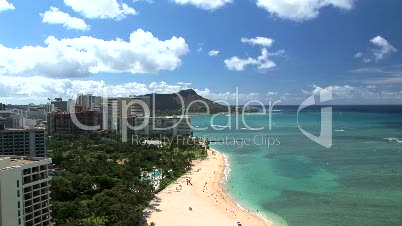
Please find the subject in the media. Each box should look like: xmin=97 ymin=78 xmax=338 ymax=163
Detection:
xmin=192 ymin=106 xmax=402 ymax=226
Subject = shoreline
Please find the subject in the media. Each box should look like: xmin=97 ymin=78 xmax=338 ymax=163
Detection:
xmin=143 ymin=149 xmax=273 ymax=226
xmin=220 ymin=152 xmax=274 ymax=225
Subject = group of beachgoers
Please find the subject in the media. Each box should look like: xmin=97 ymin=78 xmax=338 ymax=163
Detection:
xmin=175 ymin=178 xmax=193 ymax=192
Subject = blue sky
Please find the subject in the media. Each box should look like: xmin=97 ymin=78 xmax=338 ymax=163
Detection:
xmin=0 ymin=0 xmax=401 ymax=104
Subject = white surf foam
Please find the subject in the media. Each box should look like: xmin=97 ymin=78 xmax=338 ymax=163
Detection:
xmin=222 ymin=153 xmax=231 ymax=182
xmin=384 ymin=137 xmax=402 ymax=143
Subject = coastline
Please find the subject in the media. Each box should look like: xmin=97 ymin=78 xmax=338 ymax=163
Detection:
xmin=143 ymin=149 xmax=273 ymax=226
xmin=219 ymin=152 xmax=274 ymax=226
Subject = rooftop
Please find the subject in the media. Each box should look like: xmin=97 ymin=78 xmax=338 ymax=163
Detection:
xmin=0 ymin=128 xmax=45 ymax=132
xmin=0 ymin=156 xmax=50 ymax=170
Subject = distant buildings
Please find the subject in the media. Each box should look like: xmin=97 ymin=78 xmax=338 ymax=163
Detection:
xmin=44 ymin=94 xmax=194 ymax=137
xmin=47 ymin=110 xmax=102 ymax=136
xmin=50 ymin=98 xmax=69 ymax=112
xmin=76 ymin=94 xmax=102 ymax=111
xmin=46 ymin=95 xmax=153 ymax=135
xmin=0 ymin=128 xmax=46 ymax=157
xmin=107 ymin=96 xmax=151 ymax=131
xmin=41 ymin=104 xmax=55 ymax=113
xmin=127 ymin=116 xmax=192 ymax=137
xmin=0 ymin=156 xmax=52 ymax=226
xmin=26 ymin=108 xmax=47 ymax=122
xmin=128 ymin=95 xmax=152 ymax=117
xmin=0 ymin=110 xmax=36 ymax=129
xmin=0 ymin=103 xmax=5 ymax=111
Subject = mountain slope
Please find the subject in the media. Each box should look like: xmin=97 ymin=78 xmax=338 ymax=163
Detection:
xmin=145 ymin=89 xmax=227 ymax=114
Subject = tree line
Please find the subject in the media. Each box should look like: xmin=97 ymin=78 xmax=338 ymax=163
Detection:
xmin=48 ymin=134 xmax=207 ymax=226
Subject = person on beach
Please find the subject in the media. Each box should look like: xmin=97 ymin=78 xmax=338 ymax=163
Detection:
xmin=186 ymin=178 xmax=193 ymax=186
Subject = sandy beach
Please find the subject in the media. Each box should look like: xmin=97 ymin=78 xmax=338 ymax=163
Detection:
xmin=143 ymin=150 xmax=273 ymax=226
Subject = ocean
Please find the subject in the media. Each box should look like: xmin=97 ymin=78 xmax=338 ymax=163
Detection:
xmin=192 ymin=105 xmax=402 ymax=226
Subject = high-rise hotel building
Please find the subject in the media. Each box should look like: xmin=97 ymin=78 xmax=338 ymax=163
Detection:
xmin=0 ymin=156 xmax=52 ymax=226
xmin=0 ymin=128 xmax=46 ymax=157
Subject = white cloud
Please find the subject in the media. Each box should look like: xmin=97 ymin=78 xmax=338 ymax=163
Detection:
xmin=355 ymin=36 xmax=397 ymax=63
xmin=364 ymin=77 xmax=402 ymax=85
xmin=311 ymin=84 xmax=356 ymax=98
xmin=64 ymin=0 xmax=136 ymax=20
xmin=225 ymin=36 xmax=283 ymax=71
xmin=0 ymin=77 xmax=262 ymax=105
xmin=370 ymin=36 xmax=397 ymax=61
xmin=224 ymin=48 xmax=276 ymax=71
xmin=305 ymin=84 xmax=402 ymax=102
xmin=195 ymin=88 xmax=262 ymax=104
xmin=241 ymin=37 xmax=274 ymax=47
xmin=149 ymin=81 xmax=189 ymax=93
xmin=41 ymin=7 xmax=90 ymax=31
xmin=208 ymin=50 xmax=220 ymax=56
xmin=0 ymin=0 xmax=14 ymax=12
xmin=0 ymin=77 xmax=194 ymax=104
xmin=354 ymin=52 xmax=363 ymax=58
xmin=0 ymin=76 xmax=401 ymax=105
xmin=0 ymin=74 xmax=269 ymax=105
xmin=349 ymin=65 xmax=402 ymax=85
xmin=173 ymin=0 xmax=232 ymax=10
xmin=256 ymin=0 xmax=355 ymax=21
xmin=0 ymin=29 xmax=189 ymax=78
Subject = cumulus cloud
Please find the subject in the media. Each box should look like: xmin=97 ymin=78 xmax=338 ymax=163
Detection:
xmin=225 ymin=48 xmax=276 ymax=71
xmin=0 ymin=74 xmax=273 ymax=105
xmin=304 ymin=84 xmax=402 ymax=103
xmin=0 ymin=77 xmax=263 ymax=105
xmin=0 ymin=77 xmax=194 ymax=104
xmin=208 ymin=50 xmax=220 ymax=56
xmin=241 ymin=37 xmax=274 ymax=47
xmin=225 ymin=36 xmax=283 ymax=72
xmin=370 ymin=36 xmax=397 ymax=61
xmin=256 ymin=0 xmax=355 ymax=21
xmin=41 ymin=7 xmax=90 ymax=31
xmin=0 ymin=76 xmax=401 ymax=105
xmin=355 ymin=36 xmax=397 ymax=63
xmin=195 ymin=88 xmax=263 ymax=104
xmin=310 ymin=84 xmax=357 ymax=98
xmin=64 ymin=0 xmax=136 ymax=20
xmin=0 ymin=29 xmax=189 ymax=78
xmin=0 ymin=0 xmax=14 ymax=12
xmin=173 ymin=0 xmax=232 ymax=10
xmin=149 ymin=81 xmax=190 ymax=93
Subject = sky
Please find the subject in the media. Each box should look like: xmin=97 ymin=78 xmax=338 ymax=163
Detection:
xmin=0 ymin=0 xmax=401 ymax=105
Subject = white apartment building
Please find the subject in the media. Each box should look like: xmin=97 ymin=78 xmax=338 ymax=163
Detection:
xmin=0 ymin=129 xmax=46 ymax=157
xmin=0 ymin=157 xmax=52 ymax=226
xmin=107 ymin=96 xmax=151 ymax=131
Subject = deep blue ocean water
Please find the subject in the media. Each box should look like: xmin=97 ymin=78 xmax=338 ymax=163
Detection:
xmin=192 ymin=105 xmax=402 ymax=226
